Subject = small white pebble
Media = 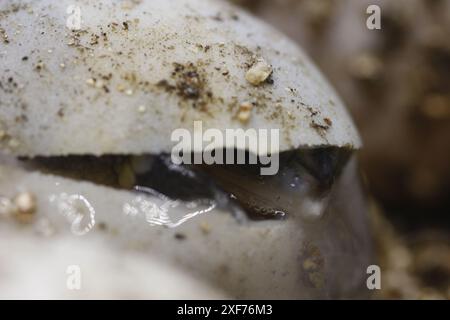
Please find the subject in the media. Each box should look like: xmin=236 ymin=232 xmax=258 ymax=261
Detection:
xmin=137 ymin=105 xmax=147 ymax=113
xmin=12 ymin=192 xmax=37 ymax=224
xmin=237 ymin=102 xmax=253 ymax=123
xmin=245 ymin=57 xmax=273 ymax=86
xmin=95 ymin=79 xmax=105 ymax=89
xmin=14 ymin=192 xmax=37 ymax=215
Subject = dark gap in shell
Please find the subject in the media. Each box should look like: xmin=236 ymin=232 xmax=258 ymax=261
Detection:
xmin=18 ymin=147 xmax=352 ymax=221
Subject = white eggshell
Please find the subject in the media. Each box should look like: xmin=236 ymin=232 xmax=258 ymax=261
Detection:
xmin=0 ymin=158 xmax=372 ymax=299
xmin=0 ymin=0 xmax=361 ymax=157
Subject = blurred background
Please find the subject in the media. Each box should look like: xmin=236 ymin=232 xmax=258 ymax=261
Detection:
xmin=230 ymin=0 xmax=450 ymax=299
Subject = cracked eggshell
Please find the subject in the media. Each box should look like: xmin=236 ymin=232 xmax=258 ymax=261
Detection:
xmin=0 ymin=160 xmax=372 ymax=299
xmin=0 ymin=0 xmax=372 ymax=299
xmin=0 ymin=0 xmax=361 ymax=157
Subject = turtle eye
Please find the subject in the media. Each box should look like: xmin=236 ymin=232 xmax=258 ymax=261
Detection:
xmin=295 ymin=147 xmax=352 ymax=190
xmin=198 ymin=147 xmax=352 ymax=221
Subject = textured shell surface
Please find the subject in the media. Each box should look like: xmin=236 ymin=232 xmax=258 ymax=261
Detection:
xmin=0 ymin=0 xmax=372 ymax=299
xmin=0 ymin=0 xmax=361 ymax=157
